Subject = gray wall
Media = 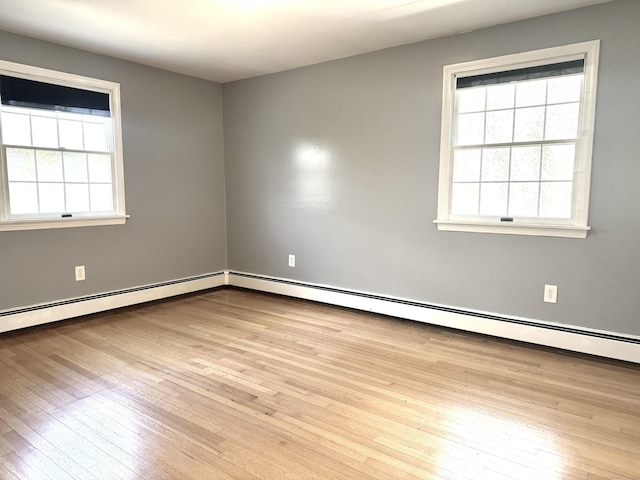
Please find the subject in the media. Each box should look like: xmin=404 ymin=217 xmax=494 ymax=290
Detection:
xmin=2 ymin=1 xmax=638 ymax=339
xmin=224 ymin=0 xmax=640 ymax=336
xmin=0 ymin=31 xmax=227 ymax=310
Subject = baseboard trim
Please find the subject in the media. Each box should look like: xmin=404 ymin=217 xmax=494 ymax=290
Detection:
xmin=0 ymin=271 xmax=227 ymax=334
xmin=3 ymin=269 xmax=638 ymax=364
xmin=228 ymin=271 xmax=640 ymax=364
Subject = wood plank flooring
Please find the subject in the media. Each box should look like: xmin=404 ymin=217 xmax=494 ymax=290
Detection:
xmin=1 ymin=288 xmax=639 ymax=479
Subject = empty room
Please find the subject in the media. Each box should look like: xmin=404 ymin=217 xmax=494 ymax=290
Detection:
xmin=0 ymin=0 xmax=639 ymax=478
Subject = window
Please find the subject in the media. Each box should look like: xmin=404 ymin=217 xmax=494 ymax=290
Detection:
xmin=0 ymin=60 xmax=126 ymax=231
xmin=435 ymin=41 xmax=599 ymax=238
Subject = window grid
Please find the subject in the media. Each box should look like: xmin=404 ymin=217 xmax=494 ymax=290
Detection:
xmin=2 ymin=103 xmax=114 ymax=217
xmin=4 ymin=146 xmax=114 ymax=216
xmin=436 ymin=41 xmax=599 ymax=238
xmin=2 ymin=106 xmax=112 ymax=152
xmin=451 ymin=73 xmax=582 ymax=220
xmin=0 ymin=60 xmax=126 ymax=231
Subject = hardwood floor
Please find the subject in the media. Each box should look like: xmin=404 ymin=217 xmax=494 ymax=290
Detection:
xmin=0 ymin=288 xmax=639 ymax=479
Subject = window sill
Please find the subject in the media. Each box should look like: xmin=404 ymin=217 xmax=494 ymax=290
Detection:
xmin=0 ymin=215 xmax=129 ymax=232
xmin=434 ymin=220 xmax=589 ymax=238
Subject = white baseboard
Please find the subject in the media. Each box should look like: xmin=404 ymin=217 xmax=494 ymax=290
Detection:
xmin=228 ymin=271 xmax=640 ymax=364
xmin=0 ymin=272 xmax=227 ymax=334
xmin=2 ymin=269 xmax=638 ymax=364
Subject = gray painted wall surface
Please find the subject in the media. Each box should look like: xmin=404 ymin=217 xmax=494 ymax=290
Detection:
xmin=0 ymin=31 xmax=227 ymax=310
xmin=224 ymin=0 xmax=640 ymax=336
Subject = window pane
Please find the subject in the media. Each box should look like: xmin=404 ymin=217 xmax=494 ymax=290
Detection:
xmin=547 ymin=75 xmax=581 ymax=104
xmin=90 ymin=184 xmax=114 ymax=212
xmin=515 ymin=79 xmax=547 ymax=108
xmin=508 ymin=182 xmax=539 ymax=217
xmin=451 ymin=183 xmax=479 ymax=216
xmin=36 ymin=150 xmax=64 ymax=182
xmin=481 ymin=147 xmax=510 ymax=182
xmin=540 ymin=182 xmax=572 ymax=218
xmin=541 ymin=144 xmax=575 ymax=181
xmin=0 ymin=67 xmax=123 ymax=226
xmin=88 ymin=154 xmax=113 ymax=183
xmin=510 ymin=146 xmax=541 ymax=181
xmin=31 ymin=115 xmax=59 ymax=148
xmin=57 ymin=111 xmax=78 ymax=120
xmin=58 ymin=119 xmax=84 ymax=150
xmin=479 ymin=182 xmax=508 ymax=216
xmin=6 ymin=148 xmax=36 ymax=181
xmin=514 ymin=106 xmax=544 ymax=142
xmin=1 ymin=112 xmax=31 ymax=145
xmin=545 ymin=103 xmax=579 ymax=140
xmin=439 ymin=42 xmax=598 ymax=234
xmin=9 ymin=182 xmax=38 ymax=214
xmin=485 ymin=109 xmax=513 ymax=144
xmin=65 ymin=184 xmax=90 ymax=212
xmin=38 ymin=183 xmax=65 ymax=213
xmin=456 ymin=112 xmax=484 ymax=146
xmin=457 ymin=87 xmax=486 ymax=113
xmin=63 ymin=152 xmax=88 ymax=182
xmin=84 ymin=121 xmax=108 ymax=151
xmin=486 ymin=84 xmax=515 ymax=111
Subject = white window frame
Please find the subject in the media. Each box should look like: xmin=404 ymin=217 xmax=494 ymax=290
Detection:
xmin=0 ymin=60 xmax=127 ymax=231
xmin=435 ymin=40 xmax=599 ymax=239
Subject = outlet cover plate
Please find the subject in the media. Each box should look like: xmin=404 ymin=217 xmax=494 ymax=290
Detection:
xmin=544 ymin=284 xmax=557 ymax=303
xmin=75 ymin=265 xmax=86 ymax=281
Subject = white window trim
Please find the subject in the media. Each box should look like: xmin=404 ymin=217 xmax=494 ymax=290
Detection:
xmin=435 ymin=40 xmax=600 ymax=239
xmin=0 ymin=60 xmax=128 ymax=231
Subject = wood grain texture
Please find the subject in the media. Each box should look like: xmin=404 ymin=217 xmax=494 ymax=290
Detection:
xmin=1 ymin=288 xmax=639 ymax=479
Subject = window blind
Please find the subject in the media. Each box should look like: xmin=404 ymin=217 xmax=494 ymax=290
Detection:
xmin=0 ymin=75 xmax=110 ymax=116
xmin=456 ymin=59 xmax=584 ymax=89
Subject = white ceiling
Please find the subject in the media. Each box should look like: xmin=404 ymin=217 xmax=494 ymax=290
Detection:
xmin=0 ymin=0 xmax=613 ymax=83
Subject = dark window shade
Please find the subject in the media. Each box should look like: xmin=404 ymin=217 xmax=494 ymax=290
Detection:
xmin=0 ymin=75 xmax=110 ymax=116
xmin=456 ymin=59 xmax=584 ymax=89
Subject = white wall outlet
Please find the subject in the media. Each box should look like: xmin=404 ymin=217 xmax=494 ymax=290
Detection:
xmin=544 ymin=284 xmax=557 ymax=303
xmin=75 ymin=265 xmax=86 ymax=282
xmin=288 ymin=254 xmax=295 ymax=267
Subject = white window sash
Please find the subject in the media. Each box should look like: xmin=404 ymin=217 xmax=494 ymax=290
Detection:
xmin=0 ymin=60 xmax=127 ymax=231
xmin=435 ymin=40 xmax=599 ymax=239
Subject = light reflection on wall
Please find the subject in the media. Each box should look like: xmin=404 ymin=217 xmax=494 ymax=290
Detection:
xmin=436 ymin=408 xmax=562 ymax=479
xmin=293 ymin=142 xmax=334 ymax=209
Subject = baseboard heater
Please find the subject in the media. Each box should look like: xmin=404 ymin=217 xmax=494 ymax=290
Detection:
xmin=229 ymin=271 xmax=640 ymax=364
xmin=0 ymin=272 xmax=227 ymax=334
xmin=1 ymin=269 xmax=638 ymax=364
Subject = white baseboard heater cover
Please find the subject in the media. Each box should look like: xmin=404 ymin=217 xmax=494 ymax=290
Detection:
xmin=1 ymin=269 xmax=638 ymax=364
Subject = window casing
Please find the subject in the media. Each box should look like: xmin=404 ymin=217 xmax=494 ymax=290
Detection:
xmin=435 ymin=41 xmax=599 ymax=238
xmin=0 ymin=60 xmax=127 ymax=231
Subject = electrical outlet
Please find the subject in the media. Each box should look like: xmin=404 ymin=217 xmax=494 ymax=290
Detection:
xmin=288 ymin=254 xmax=295 ymax=267
xmin=75 ymin=265 xmax=86 ymax=282
xmin=544 ymin=284 xmax=557 ymax=303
